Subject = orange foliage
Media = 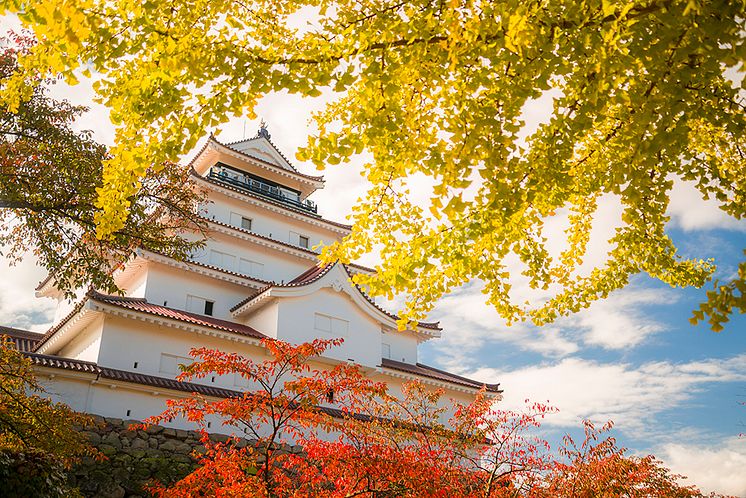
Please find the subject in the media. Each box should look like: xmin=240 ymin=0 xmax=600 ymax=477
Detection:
xmin=142 ymin=339 xmax=728 ymax=498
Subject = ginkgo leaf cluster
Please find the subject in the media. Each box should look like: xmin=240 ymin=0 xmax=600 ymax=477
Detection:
xmin=2 ymin=0 xmax=744 ymax=329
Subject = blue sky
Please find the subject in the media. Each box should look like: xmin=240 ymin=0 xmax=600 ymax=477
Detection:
xmin=0 ymin=21 xmax=744 ymax=492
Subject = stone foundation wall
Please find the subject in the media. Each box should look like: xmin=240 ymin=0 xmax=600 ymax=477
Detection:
xmin=69 ymin=416 xmax=298 ymax=498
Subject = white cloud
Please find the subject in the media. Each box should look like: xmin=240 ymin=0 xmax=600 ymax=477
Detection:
xmin=429 ymin=283 xmax=580 ymax=363
xmin=667 ymin=180 xmax=746 ymax=233
xmin=0 ymin=253 xmax=56 ymax=332
xmin=561 ymin=286 xmax=679 ymax=350
xmin=657 ymin=437 xmax=746 ymax=496
xmin=468 ymin=355 xmax=746 ymax=433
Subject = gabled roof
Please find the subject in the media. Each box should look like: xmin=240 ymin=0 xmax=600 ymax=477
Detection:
xmin=34 ymin=292 xmax=269 ymax=353
xmin=189 ymin=134 xmax=324 ymax=184
xmin=1 ymin=326 xmax=44 ymax=352
xmin=223 ymin=129 xmax=298 ymax=173
xmin=381 ymin=359 xmax=502 ymax=394
xmin=27 ymin=352 xmax=246 ymax=398
xmin=90 ymin=293 xmax=268 ymax=341
xmin=230 ymin=262 xmax=441 ymax=336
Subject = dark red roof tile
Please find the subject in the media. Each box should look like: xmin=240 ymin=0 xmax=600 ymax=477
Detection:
xmin=381 ymin=358 xmax=501 ymax=393
xmin=90 ymin=292 xmax=268 ymax=341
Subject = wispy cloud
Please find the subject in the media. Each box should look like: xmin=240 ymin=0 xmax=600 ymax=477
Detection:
xmin=667 ymin=180 xmax=746 ymax=233
xmin=468 ymin=354 xmax=746 ymax=433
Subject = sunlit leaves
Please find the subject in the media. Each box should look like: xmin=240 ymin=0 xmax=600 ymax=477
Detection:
xmin=0 ymin=39 xmax=207 ymax=296
xmin=2 ymin=0 xmax=744 ymax=329
xmin=0 ymin=337 xmax=96 ymax=464
xmin=144 ymin=340 xmax=722 ymax=497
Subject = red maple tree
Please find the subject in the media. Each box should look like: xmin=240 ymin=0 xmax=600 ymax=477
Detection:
xmin=143 ymin=339 xmax=729 ymax=498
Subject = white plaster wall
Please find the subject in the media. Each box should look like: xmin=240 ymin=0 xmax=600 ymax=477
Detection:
xmin=244 ymin=301 xmax=279 ymax=339
xmin=275 ymin=288 xmax=382 ymax=369
xmin=53 ymin=286 xmax=88 ymax=323
xmin=57 ymin=316 xmax=104 ymax=362
xmin=96 ymin=315 xmax=268 ymax=390
xmin=190 ymin=231 xmax=312 ymax=284
xmin=37 ymin=374 xmax=94 ymax=412
xmin=201 ymin=189 xmax=344 ymax=250
xmin=381 ymin=329 xmax=418 ymax=364
xmin=120 ymin=264 xmax=149 ymax=298
xmin=142 ymin=263 xmax=253 ymax=321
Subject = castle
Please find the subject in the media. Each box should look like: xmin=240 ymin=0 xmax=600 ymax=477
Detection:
xmin=4 ymin=127 xmax=501 ymax=433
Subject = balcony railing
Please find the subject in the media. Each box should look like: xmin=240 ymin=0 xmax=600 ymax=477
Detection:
xmin=208 ymin=166 xmax=317 ymax=214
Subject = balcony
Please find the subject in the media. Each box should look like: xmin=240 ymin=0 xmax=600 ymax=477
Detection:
xmin=207 ymin=165 xmax=317 ymax=214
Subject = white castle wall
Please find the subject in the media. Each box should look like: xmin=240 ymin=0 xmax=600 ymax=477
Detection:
xmin=201 ymin=189 xmax=345 ymax=251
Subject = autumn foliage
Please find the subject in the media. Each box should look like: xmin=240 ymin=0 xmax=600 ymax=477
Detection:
xmin=143 ymin=339 xmax=721 ymax=498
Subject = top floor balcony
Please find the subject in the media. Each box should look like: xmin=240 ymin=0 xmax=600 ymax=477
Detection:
xmin=207 ymin=165 xmax=318 ymax=214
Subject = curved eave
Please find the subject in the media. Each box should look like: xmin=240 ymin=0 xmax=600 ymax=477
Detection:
xmin=379 ymin=367 xmax=503 ymax=398
xmin=136 ymin=249 xmax=273 ymax=290
xmin=231 ymin=263 xmax=441 ymax=340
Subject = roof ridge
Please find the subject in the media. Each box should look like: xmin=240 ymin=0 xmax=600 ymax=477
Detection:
xmin=91 ymin=294 xmax=268 ymax=341
xmin=211 ymin=136 xmax=323 ymax=181
xmin=0 ymin=325 xmax=43 ymax=339
xmin=221 ymin=134 xmax=300 ymax=173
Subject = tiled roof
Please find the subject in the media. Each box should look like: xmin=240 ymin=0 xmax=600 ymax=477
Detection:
xmin=141 ymin=249 xmax=274 ymax=287
xmin=206 ymin=217 xmax=330 ymax=257
xmin=90 ymin=292 xmax=268 ymax=341
xmin=339 ymin=265 xmax=441 ymax=331
xmin=35 ymin=298 xmax=89 ymax=350
xmin=24 ymin=353 xmax=375 ymax=421
xmin=381 ymin=358 xmax=501 ymax=393
xmin=192 ymin=135 xmax=325 ymax=183
xmin=288 ymin=263 xmax=334 ymax=284
xmin=26 ymin=353 xmax=241 ymax=398
xmin=230 ymin=263 xmax=441 ymax=332
xmin=1 ymin=326 xmax=44 ymax=352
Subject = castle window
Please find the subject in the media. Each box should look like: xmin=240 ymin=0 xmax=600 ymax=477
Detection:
xmin=187 ymin=295 xmax=215 ymax=316
xmin=159 ymin=353 xmax=193 ymax=375
xmin=209 ymin=249 xmax=236 ymax=271
xmin=299 ymin=235 xmax=310 ymax=249
xmin=382 ymin=343 xmax=391 ymax=360
xmin=239 ymin=258 xmax=265 ymax=279
xmin=230 ymin=212 xmax=252 ymax=231
xmin=314 ymin=313 xmax=348 ymax=337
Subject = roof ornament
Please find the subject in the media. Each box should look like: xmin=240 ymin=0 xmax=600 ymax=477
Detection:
xmin=257 ymin=119 xmax=271 ymax=139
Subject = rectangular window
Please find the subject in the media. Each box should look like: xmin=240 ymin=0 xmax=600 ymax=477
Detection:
xmin=186 ymin=295 xmax=215 ymax=316
xmin=314 ymin=313 xmax=348 ymax=337
xmin=230 ymin=212 xmax=252 ymax=230
xmin=209 ymin=249 xmax=236 ymax=271
xmin=314 ymin=313 xmax=331 ymax=332
xmin=159 ymin=353 xmax=192 ymax=375
xmin=239 ymin=258 xmax=265 ymax=279
xmin=382 ymin=343 xmax=391 ymax=359
xmin=299 ymin=235 xmax=310 ymax=249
